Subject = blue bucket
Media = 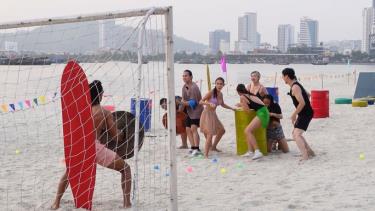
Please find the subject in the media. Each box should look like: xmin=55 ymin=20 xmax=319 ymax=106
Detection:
xmin=131 ymin=98 xmax=152 ymax=132
xmin=266 ymin=87 xmax=279 ymax=103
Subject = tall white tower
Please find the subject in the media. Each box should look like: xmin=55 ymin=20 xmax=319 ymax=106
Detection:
xmin=299 ymin=17 xmax=319 ymax=47
xmin=238 ymin=13 xmax=257 ymax=50
xmin=362 ymin=7 xmax=375 ymax=53
xmin=278 ymin=24 xmax=294 ymax=53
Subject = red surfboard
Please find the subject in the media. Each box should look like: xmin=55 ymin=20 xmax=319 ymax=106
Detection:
xmin=61 ymin=60 xmax=96 ymax=210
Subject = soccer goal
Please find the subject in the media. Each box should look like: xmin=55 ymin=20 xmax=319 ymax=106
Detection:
xmin=0 ymin=7 xmax=177 ymax=210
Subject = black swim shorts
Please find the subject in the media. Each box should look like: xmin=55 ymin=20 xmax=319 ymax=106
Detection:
xmin=294 ymin=114 xmax=313 ymax=131
xmin=185 ymin=116 xmax=200 ymax=127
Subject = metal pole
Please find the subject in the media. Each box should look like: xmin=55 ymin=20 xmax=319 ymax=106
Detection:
xmin=133 ymin=8 xmax=155 ymax=211
xmin=0 ymin=7 xmax=170 ymax=29
xmin=165 ymin=7 xmax=178 ymax=211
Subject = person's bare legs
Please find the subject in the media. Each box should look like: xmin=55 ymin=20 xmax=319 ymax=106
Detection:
xmin=293 ymin=128 xmax=309 ymax=161
xmin=178 ymin=132 xmax=188 ymax=149
xmin=303 ymin=140 xmax=315 ymax=157
xmin=267 ymin=140 xmax=275 ymax=153
xmin=204 ymin=133 xmax=213 ymax=158
xmin=244 ymin=117 xmax=262 ymax=151
xmin=51 ymin=171 xmax=69 ymax=210
xmin=190 ymin=125 xmax=200 ymax=149
xmin=277 ymin=138 xmax=290 ymax=153
xmin=185 ymin=127 xmax=194 ymax=148
xmin=106 ymin=155 xmax=132 ymax=208
xmin=211 ymin=128 xmax=225 ymax=152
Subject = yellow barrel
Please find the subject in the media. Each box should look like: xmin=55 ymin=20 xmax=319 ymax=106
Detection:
xmin=235 ymin=109 xmax=268 ymax=156
xmin=352 ymin=100 xmax=368 ymax=107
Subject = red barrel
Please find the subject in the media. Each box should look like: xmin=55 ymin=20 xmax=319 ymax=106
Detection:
xmin=311 ymin=90 xmax=329 ymax=118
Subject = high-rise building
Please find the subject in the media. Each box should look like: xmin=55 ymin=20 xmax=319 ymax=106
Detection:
xmin=235 ymin=40 xmax=252 ymax=54
xmin=238 ymin=13 xmax=257 ymax=50
xmin=219 ymin=40 xmax=230 ymax=54
xmin=4 ymin=41 xmax=18 ymax=52
xmin=299 ymin=17 xmax=319 ymax=47
xmin=209 ymin=30 xmax=230 ymax=54
xmin=256 ymin=32 xmax=261 ymax=48
xmin=362 ymin=7 xmax=375 ymax=53
xmin=98 ymin=20 xmax=116 ymax=49
xmin=278 ymin=24 xmax=295 ymax=53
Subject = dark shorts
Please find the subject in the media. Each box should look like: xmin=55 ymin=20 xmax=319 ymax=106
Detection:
xmin=267 ymin=125 xmax=285 ymax=142
xmin=185 ymin=116 xmax=200 ymax=128
xmin=294 ymin=114 xmax=313 ymax=131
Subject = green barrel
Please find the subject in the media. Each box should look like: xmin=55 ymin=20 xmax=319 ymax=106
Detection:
xmin=235 ymin=109 xmax=268 ymax=156
xmin=334 ymin=98 xmax=352 ymax=104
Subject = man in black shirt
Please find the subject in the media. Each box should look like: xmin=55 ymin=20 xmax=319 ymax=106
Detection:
xmin=282 ymin=68 xmax=315 ymax=161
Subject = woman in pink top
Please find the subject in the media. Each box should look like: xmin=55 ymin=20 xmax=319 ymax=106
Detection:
xmin=199 ymin=77 xmax=235 ymax=158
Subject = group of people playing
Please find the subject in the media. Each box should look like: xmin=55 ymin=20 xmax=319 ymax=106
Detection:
xmin=51 ymin=67 xmax=315 ymax=209
xmin=161 ymin=68 xmax=315 ymax=162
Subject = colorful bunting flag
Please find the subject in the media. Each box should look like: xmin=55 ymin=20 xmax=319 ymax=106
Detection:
xmin=33 ymin=98 xmax=38 ymax=106
xmin=9 ymin=104 xmax=15 ymax=112
xmin=18 ymin=101 xmax=24 ymax=110
xmin=39 ymin=96 xmax=46 ymax=105
xmin=25 ymin=100 xmax=31 ymax=108
xmin=1 ymin=104 xmax=9 ymax=113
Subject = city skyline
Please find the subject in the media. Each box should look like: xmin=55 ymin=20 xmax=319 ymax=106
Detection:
xmin=0 ymin=0 xmax=370 ymax=46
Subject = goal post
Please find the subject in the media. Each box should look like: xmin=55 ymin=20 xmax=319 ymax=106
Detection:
xmin=0 ymin=6 xmax=178 ymax=210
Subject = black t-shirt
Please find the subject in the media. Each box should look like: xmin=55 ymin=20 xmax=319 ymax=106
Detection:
xmin=267 ymin=103 xmax=282 ymax=123
xmin=290 ymin=81 xmax=313 ymax=116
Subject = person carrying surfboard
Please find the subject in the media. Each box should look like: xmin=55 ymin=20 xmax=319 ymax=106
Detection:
xmin=51 ymin=80 xmax=132 ymax=209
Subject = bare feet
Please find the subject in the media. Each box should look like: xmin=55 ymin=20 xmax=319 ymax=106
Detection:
xmin=299 ymin=154 xmax=309 ymax=163
xmin=308 ymin=150 xmax=316 ymax=157
xmin=50 ymin=201 xmax=59 ymax=210
xmin=178 ymin=145 xmax=189 ymax=149
xmin=124 ymin=203 xmax=132 ymax=209
xmin=211 ymin=147 xmax=222 ymax=152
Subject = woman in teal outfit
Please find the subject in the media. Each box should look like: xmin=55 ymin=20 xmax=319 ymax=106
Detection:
xmin=236 ymin=84 xmax=269 ymax=160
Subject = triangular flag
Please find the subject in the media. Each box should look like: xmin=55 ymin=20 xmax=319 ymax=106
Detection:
xmin=206 ymin=64 xmax=212 ymax=91
xmin=33 ymin=98 xmax=38 ymax=106
xmin=1 ymin=104 xmax=9 ymax=112
xmin=25 ymin=100 xmax=31 ymax=108
xmin=9 ymin=104 xmax=15 ymax=112
xmin=18 ymin=101 xmax=24 ymax=110
xmin=39 ymin=96 xmax=47 ymax=105
xmin=220 ymin=55 xmax=227 ymax=73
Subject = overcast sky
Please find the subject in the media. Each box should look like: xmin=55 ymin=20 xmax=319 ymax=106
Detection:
xmin=0 ymin=0 xmax=371 ymax=45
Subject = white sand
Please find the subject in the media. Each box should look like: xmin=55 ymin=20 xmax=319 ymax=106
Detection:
xmin=1 ymin=64 xmax=374 ymax=210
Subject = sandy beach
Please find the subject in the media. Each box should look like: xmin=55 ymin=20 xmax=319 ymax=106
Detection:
xmin=0 ymin=63 xmax=374 ymax=210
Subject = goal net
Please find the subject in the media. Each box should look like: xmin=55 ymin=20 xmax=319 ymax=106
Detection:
xmin=0 ymin=7 xmax=177 ymax=210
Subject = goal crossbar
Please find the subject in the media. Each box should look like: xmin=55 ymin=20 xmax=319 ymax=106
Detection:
xmin=0 ymin=7 xmax=171 ymax=30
